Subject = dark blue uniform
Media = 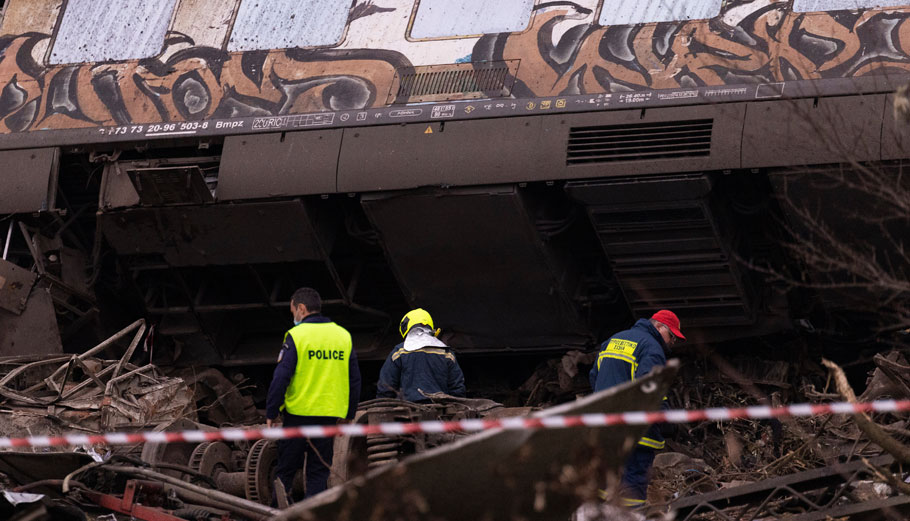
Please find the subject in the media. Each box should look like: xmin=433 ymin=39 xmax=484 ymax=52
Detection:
xmin=266 ymin=314 xmax=361 ymax=501
xmin=377 ymin=343 xmax=465 ymax=402
xmin=589 ymin=318 xmax=669 ymax=507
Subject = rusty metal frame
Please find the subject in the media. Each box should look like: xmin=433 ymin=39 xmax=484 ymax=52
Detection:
xmin=80 ymin=480 xmax=198 ymax=521
xmin=0 ymin=319 xmax=146 ymax=407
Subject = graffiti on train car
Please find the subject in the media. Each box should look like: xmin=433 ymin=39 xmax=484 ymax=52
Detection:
xmin=0 ymin=31 xmax=413 ymax=133
xmin=493 ymin=2 xmax=910 ymax=97
xmin=0 ymin=0 xmax=908 ymax=135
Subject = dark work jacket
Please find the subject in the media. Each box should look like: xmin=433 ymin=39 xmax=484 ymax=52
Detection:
xmin=589 ymin=318 xmax=668 ymax=450
xmin=266 ymin=314 xmax=362 ymax=421
xmin=376 ymin=342 xmax=466 ymax=402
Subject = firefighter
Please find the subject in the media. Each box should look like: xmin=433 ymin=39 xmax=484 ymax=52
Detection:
xmin=266 ymin=287 xmax=361 ymax=502
xmin=376 ymin=308 xmax=465 ymax=402
xmin=589 ymin=309 xmax=684 ymax=509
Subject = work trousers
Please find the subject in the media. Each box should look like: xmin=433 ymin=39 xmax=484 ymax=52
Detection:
xmin=275 ymin=413 xmax=336 ymax=502
xmin=620 ymin=446 xmax=656 ymax=509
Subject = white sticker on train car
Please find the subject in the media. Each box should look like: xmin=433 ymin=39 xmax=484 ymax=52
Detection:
xmin=228 ymin=0 xmax=351 ymax=51
xmin=410 ymin=0 xmax=535 ymax=39
xmin=49 ymin=0 xmax=179 ymax=64
xmin=598 ymin=0 xmax=722 ymax=25
xmin=793 ymin=0 xmax=904 ymax=11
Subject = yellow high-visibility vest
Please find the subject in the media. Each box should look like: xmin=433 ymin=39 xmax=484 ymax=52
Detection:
xmin=283 ymin=322 xmax=352 ymax=418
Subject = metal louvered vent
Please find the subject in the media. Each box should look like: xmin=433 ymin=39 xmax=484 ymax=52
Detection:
xmin=567 ymin=119 xmax=713 ymax=165
xmin=389 ymin=60 xmax=520 ymax=104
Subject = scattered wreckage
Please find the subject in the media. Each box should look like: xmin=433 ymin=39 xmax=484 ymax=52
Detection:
xmin=0 ymin=320 xmax=271 ymax=520
xmin=3 ymin=325 xmax=910 ymax=521
xmin=277 ymin=362 xmax=678 ymax=521
xmin=0 ymin=323 xmax=679 ymax=521
xmin=649 ymin=350 xmax=910 ymax=520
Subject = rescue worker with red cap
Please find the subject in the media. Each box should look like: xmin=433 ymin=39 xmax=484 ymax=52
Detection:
xmin=589 ymin=309 xmax=684 ymax=509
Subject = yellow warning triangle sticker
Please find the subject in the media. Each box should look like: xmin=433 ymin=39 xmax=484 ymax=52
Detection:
xmin=424 ymin=126 xmax=433 ymax=134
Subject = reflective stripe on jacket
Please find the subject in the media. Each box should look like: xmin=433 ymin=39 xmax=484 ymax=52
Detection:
xmin=589 ymin=318 xmax=668 ymax=450
xmin=282 ymin=320 xmax=353 ymax=418
xmin=377 ymin=341 xmax=465 ymax=402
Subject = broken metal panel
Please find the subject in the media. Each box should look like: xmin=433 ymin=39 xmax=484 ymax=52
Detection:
xmin=169 ymin=0 xmax=239 ymax=50
xmin=126 ymin=166 xmax=214 ymax=206
xmin=218 ymin=130 xmax=342 ymax=200
xmin=99 ymin=200 xmax=335 ymax=266
xmin=410 ymin=0 xmax=535 ymax=38
xmin=100 ymin=159 xmax=219 ymax=210
xmin=0 ymin=286 xmax=62 ymax=356
xmin=100 ymin=162 xmax=140 ymax=209
xmin=227 ymin=0 xmax=351 ymax=51
xmin=0 ymin=148 xmax=59 ymax=214
xmin=566 ymin=174 xmax=756 ymax=327
xmin=599 ymin=0 xmax=722 ymax=25
xmin=279 ymin=361 xmax=678 ymax=521
xmin=361 ymin=186 xmax=589 ymax=348
xmin=49 ymin=0 xmax=179 ymax=64
xmin=0 ymin=259 xmax=36 ymax=315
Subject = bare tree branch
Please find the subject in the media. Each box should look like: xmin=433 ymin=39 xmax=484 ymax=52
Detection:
xmin=821 ymin=358 xmax=910 ymax=465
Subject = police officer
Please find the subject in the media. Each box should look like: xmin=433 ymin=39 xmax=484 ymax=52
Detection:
xmin=266 ymin=287 xmax=361 ymax=501
xmin=589 ymin=309 xmax=684 ymax=509
xmin=377 ymin=308 xmax=465 ymax=402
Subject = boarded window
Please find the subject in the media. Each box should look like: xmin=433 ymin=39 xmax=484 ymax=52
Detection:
xmin=598 ymin=0 xmax=722 ymax=25
xmin=793 ymin=0 xmax=901 ymax=11
xmin=410 ymin=0 xmax=535 ymax=39
xmin=228 ymin=0 xmax=351 ymax=51
xmin=49 ymin=0 xmax=178 ymax=64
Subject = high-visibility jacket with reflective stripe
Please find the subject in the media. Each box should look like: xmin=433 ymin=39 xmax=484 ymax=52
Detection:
xmin=589 ymin=318 xmax=669 ymax=450
xmin=283 ymin=321 xmax=352 ymax=418
xmin=377 ymin=341 xmax=465 ymax=403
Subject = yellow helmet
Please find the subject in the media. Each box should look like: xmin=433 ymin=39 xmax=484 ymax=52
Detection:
xmin=399 ymin=308 xmax=435 ymax=338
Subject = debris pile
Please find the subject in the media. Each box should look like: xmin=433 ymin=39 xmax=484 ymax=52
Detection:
xmin=648 ymin=350 xmax=910 ymax=519
xmin=0 ymin=319 xmax=275 ymax=520
xmin=508 ymin=344 xmax=910 ymax=519
xmin=4 ymin=324 xmax=910 ymax=521
xmin=0 ymin=320 xmax=195 ymax=438
xmin=519 ymin=350 xmax=596 ymax=406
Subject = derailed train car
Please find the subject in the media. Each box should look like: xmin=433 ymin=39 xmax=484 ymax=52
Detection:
xmin=0 ymin=0 xmax=907 ymax=363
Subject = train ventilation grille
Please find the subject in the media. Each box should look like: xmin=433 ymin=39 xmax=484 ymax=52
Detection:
xmin=567 ymin=119 xmax=713 ymax=165
xmin=389 ymin=60 xmax=520 ymax=104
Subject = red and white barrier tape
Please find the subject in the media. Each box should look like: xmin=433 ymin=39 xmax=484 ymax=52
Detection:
xmin=3 ymin=399 xmax=909 ymax=449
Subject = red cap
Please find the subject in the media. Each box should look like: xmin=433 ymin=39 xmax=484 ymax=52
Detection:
xmin=651 ymin=310 xmax=685 ymax=341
